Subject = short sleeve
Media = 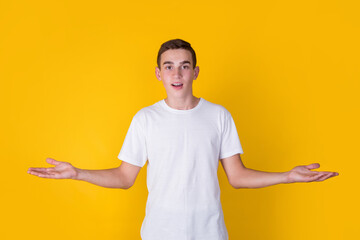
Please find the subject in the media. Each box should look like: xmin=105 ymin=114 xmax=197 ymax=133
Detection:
xmin=219 ymin=109 xmax=244 ymax=159
xmin=118 ymin=111 xmax=148 ymax=167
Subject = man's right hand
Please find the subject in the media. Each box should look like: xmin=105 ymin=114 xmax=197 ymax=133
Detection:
xmin=28 ymin=158 xmax=79 ymax=179
xmin=28 ymin=158 xmax=141 ymax=189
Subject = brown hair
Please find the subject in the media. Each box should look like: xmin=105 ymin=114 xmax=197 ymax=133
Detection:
xmin=157 ymin=39 xmax=197 ymax=69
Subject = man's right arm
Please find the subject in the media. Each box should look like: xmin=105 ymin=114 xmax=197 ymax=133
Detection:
xmin=76 ymin=161 xmax=141 ymax=189
xmin=28 ymin=158 xmax=142 ymax=189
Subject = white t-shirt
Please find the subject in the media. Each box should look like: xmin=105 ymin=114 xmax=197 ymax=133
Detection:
xmin=118 ymin=97 xmax=243 ymax=240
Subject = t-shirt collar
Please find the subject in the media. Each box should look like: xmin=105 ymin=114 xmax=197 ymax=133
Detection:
xmin=161 ymin=98 xmax=204 ymax=114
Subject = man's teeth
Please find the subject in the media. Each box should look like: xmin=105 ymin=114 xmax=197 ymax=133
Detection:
xmin=172 ymin=83 xmax=183 ymax=86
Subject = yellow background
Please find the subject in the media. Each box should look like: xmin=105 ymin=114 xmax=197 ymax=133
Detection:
xmin=1 ymin=0 xmax=359 ymax=239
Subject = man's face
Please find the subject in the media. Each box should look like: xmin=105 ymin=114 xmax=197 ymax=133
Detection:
xmin=155 ymin=49 xmax=199 ymax=98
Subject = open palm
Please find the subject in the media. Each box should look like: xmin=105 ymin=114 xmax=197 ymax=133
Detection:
xmin=286 ymin=163 xmax=339 ymax=183
xmin=28 ymin=158 xmax=78 ymax=179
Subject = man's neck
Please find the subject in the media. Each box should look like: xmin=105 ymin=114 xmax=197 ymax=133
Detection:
xmin=164 ymin=95 xmax=200 ymax=110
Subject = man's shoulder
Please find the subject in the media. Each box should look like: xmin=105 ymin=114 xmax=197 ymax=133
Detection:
xmin=202 ymin=98 xmax=230 ymax=115
xmin=132 ymin=100 xmax=162 ymax=118
xmin=141 ymin=100 xmax=162 ymax=113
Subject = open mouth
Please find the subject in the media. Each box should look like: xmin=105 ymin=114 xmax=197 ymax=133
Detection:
xmin=171 ymin=83 xmax=183 ymax=89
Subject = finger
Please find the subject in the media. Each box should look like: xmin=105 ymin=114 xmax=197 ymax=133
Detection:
xmin=320 ymin=171 xmax=339 ymax=176
xmin=313 ymin=172 xmax=335 ymax=182
xmin=29 ymin=168 xmax=57 ymax=174
xmin=28 ymin=167 xmax=55 ymax=171
xmin=28 ymin=171 xmax=57 ymax=178
xmin=318 ymin=171 xmax=339 ymax=176
xmin=307 ymin=172 xmax=327 ymax=182
xmin=305 ymin=163 xmax=320 ymax=170
xmin=28 ymin=170 xmax=45 ymax=176
xmin=317 ymin=172 xmax=338 ymax=182
xmin=28 ymin=168 xmax=48 ymax=173
xmin=46 ymin=158 xmax=62 ymax=166
xmin=315 ymin=174 xmax=331 ymax=182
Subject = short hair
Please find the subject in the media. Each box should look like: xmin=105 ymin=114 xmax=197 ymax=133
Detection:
xmin=157 ymin=39 xmax=197 ymax=70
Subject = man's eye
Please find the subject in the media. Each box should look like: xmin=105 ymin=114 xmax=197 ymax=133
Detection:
xmin=182 ymin=65 xmax=189 ymax=69
xmin=165 ymin=66 xmax=172 ymax=70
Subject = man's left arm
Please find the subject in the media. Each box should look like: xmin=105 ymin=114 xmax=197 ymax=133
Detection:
xmin=220 ymin=154 xmax=339 ymax=189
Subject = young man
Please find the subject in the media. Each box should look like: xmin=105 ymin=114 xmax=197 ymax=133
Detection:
xmin=28 ymin=39 xmax=339 ymax=240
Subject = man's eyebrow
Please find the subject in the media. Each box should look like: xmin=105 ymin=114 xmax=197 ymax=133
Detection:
xmin=162 ymin=60 xmax=191 ymax=65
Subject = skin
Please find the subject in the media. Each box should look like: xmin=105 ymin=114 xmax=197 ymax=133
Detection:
xmin=155 ymin=49 xmax=200 ymax=110
xmin=27 ymin=48 xmax=339 ymax=188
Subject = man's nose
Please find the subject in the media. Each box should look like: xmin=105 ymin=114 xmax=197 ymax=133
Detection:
xmin=173 ymin=67 xmax=182 ymax=77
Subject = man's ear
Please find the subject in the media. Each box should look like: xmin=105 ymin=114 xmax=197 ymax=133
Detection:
xmin=193 ymin=66 xmax=200 ymax=80
xmin=155 ymin=67 xmax=161 ymax=81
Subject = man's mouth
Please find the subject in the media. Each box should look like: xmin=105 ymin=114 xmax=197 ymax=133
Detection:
xmin=171 ymin=83 xmax=183 ymax=89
